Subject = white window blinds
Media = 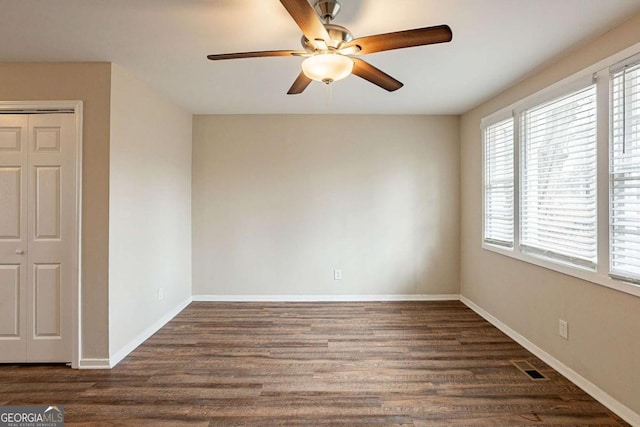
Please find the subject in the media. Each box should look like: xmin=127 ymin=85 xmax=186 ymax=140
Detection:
xmin=520 ymin=85 xmax=598 ymax=268
xmin=483 ymin=118 xmax=514 ymax=247
xmin=610 ymin=61 xmax=640 ymax=281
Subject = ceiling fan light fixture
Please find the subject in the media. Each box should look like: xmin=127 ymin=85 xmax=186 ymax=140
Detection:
xmin=301 ymin=53 xmax=353 ymax=84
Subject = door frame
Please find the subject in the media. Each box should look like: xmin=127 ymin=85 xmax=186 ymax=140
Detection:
xmin=0 ymin=100 xmax=83 ymax=368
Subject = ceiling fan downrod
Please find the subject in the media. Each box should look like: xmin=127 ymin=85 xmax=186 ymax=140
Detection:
xmin=314 ymin=0 xmax=341 ymax=23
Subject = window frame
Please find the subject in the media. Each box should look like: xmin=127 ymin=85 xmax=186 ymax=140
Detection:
xmin=481 ymin=42 xmax=640 ymax=299
xmin=609 ymin=53 xmax=640 ymax=285
xmin=482 ymin=115 xmax=515 ymax=249
xmin=518 ymin=81 xmax=598 ymax=269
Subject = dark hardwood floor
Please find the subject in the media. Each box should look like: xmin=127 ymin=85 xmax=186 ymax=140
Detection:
xmin=0 ymin=301 xmax=629 ymax=426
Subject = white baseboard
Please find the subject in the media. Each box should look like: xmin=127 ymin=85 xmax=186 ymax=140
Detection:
xmin=460 ymin=295 xmax=640 ymax=427
xmin=107 ymin=296 xmax=192 ymax=368
xmin=77 ymin=358 xmax=111 ymax=369
xmin=192 ymin=294 xmax=460 ymax=302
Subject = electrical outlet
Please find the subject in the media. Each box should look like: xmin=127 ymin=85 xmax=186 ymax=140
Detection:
xmin=158 ymin=288 xmax=164 ymax=301
xmin=334 ymin=269 xmax=342 ymax=280
xmin=558 ymin=319 xmax=568 ymax=340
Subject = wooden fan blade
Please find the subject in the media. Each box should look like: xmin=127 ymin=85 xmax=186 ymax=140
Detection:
xmin=346 ymin=25 xmax=452 ymax=55
xmin=207 ymin=50 xmax=302 ymax=60
xmin=280 ymin=0 xmax=330 ymax=42
xmin=287 ymin=71 xmax=313 ymax=95
xmin=351 ymin=58 xmax=403 ymax=92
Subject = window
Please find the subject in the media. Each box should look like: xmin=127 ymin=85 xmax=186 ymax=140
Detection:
xmin=483 ymin=118 xmax=514 ymax=248
xmin=520 ymin=85 xmax=598 ymax=268
xmin=610 ymin=61 xmax=640 ymax=282
xmin=480 ymin=47 xmax=640 ymax=298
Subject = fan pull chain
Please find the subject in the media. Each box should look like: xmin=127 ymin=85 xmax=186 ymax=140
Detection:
xmin=326 ymin=83 xmax=333 ymax=109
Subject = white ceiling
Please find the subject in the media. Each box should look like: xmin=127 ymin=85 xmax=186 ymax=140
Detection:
xmin=1 ymin=0 xmax=640 ymax=114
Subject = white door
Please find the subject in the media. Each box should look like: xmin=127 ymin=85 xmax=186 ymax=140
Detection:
xmin=0 ymin=115 xmax=28 ymax=361
xmin=0 ymin=113 xmax=76 ymax=363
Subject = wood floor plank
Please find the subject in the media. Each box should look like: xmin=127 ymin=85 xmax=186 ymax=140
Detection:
xmin=0 ymin=301 xmax=629 ymax=426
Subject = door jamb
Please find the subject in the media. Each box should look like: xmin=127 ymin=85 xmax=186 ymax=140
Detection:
xmin=0 ymin=100 xmax=83 ymax=368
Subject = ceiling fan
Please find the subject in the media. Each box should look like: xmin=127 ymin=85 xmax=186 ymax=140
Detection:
xmin=206 ymin=0 xmax=452 ymax=95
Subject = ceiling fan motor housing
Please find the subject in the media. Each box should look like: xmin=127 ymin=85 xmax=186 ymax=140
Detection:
xmin=301 ymin=24 xmax=354 ymax=51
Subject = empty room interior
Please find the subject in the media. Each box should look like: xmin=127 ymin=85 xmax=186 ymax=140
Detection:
xmin=2 ymin=0 xmax=640 ymax=425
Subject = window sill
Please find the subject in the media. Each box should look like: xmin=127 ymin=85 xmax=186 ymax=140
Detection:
xmin=482 ymin=242 xmax=640 ymax=299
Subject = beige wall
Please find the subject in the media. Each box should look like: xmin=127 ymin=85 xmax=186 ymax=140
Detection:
xmin=0 ymin=63 xmax=111 ymax=359
xmin=192 ymin=115 xmax=459 ymax=297
xmin=109 ymin=65 xmax=192 ymax=357
xmin=460 ymin=12 xmax=640 ymax=414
